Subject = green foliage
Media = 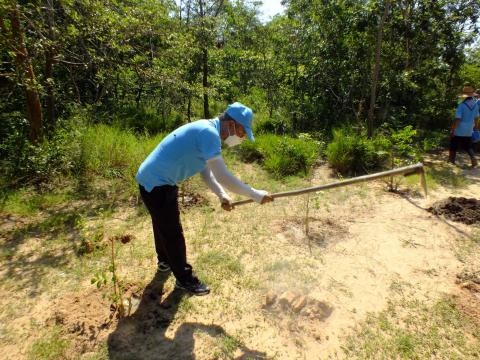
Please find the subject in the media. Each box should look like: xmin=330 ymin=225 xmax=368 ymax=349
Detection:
xmin=28 ymin=327 xmax=69 ymax=360
xmin=91 ymin=235 xmax=131 ymax=317
xmin=253 ymin=115 xmax=292 ymax=135
xmin=79 ymin=124 xmax=165 ymax=182
xmin=101 ymin=103 xmax=185 ymax=134
xmin=343 ymin=298 xmax=480 ymax=359
xmin=237 ymin=140 xmax=263 ymax=163
xmin=461 ymin=46 xmax=480 ymax=88
xmin=0 ymin=187 xmax=73 ymax=216
xmin=326 ymin=128 xmax=385 ymax=175
xmin=420 ymin=130 xmax=449 ymax=152
xmin=0 ymin=114 xmax=83 ymax=187
xmin=237 ymin=134 xmax=320 ymax=177
xmin=2 ymin=0 xmax=479 ymax=193
xmin=196 ymin=250 xmax=244 ymax=276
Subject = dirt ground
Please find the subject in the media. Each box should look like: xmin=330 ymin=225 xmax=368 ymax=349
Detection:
xmin=1 ymin=154 xmax=479 ymax=359
xmin=428 ymin=197 xmax=480 ymax=224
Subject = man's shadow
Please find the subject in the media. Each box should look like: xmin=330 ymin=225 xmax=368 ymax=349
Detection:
xmin=107 ymin=271 xmax=267 ymax=359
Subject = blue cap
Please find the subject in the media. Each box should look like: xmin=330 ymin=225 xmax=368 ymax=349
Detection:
xmin=226 ymin=102 xmax=254 ymax=141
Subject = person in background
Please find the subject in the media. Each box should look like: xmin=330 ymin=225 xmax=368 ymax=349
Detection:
xmin=449 ymin=85 xmax=479 ymax=168
xmin=136 ymin=102 xmax=273 ymax=296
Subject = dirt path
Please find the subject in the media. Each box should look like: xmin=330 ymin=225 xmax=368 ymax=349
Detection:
xmin=232 ymin=164 xmax=479 ymax=359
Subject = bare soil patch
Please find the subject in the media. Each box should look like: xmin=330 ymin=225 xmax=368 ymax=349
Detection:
xmin=275 ymin=216 xmax=349 ymax=248
xmin=428 ymin=197 xmax=480 ymax=225
xmin=455 ymin=275 xmax=480 ymax=326
xmin=47 ymin=289 xmax=115 ymax=355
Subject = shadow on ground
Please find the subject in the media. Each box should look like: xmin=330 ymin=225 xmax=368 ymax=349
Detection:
xmin=108 ymin=272 xmax=267 ymax=359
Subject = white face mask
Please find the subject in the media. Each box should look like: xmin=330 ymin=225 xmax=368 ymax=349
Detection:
xmin=224 ymin=122 xmax=246 ymax=147
xmin=225 ymin=135 xmax=244 ymax=147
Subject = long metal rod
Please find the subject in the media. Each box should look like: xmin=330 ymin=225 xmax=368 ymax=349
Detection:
xmin=231 ymin=163 xmax=426 ymax=207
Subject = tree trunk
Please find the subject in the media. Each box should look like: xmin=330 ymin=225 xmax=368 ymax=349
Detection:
xmin=367 ymin=0 xmax=391 ymax=138
xmin=202 ymin=48 xmax=209 ymax=119
xmin=9 ymin=8 xmax=43 ymax=143
xmin=187 ymin=95 xmax=192 ymax=122
xmin=198 ymin=0 xmax=209 ymax=119
xmin=45 ymin=0 xmax=56 ymax=130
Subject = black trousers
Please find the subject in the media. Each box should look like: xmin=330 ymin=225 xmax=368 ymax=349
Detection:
xmin=139 ymin=184 xmax=193 ymax=283
xmin=449 ymin=136 xmax=475 ymax=161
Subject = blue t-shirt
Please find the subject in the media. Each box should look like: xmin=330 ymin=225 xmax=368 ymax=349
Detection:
xmin=136 ymin=119 xmax=221 ymax=191
xmin=454 ymin=98 xmax=479 ymax=137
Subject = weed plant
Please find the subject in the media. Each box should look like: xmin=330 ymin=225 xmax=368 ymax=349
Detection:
xmin=326 ymin=128 xmax=385 ymax=175
xmin=28 ymin=326 xmax=69 ymax=360
xmin=236 ymin=134 xmax=320 ymax=177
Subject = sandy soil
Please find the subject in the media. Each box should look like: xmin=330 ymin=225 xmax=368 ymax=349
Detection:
xmin=1 ymin=157 xmax=479 ymax=359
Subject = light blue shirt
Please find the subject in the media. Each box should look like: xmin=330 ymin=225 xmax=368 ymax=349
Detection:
xmin=136 ymin=119 xmax=221 ymax=191
xmin=454 ymin=98 xmax=479 ymax=137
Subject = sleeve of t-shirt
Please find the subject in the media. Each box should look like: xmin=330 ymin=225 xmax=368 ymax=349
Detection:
xmin=197 ymin=127 xmax=221 ymax=161
xmin=454 ymin=104 xmax=463 ymax=119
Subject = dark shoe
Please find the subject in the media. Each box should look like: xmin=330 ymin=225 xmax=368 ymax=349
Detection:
xmin=157 ymin=261 xmax=171 ymax=272
xmin=175 ymin=277 xmax=210 ymax=296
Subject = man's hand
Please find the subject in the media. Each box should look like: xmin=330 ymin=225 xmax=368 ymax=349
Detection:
xmin=221 ymin=198 xmax=234 ymax=211
xmin=260 ymin=193 xmax=274 ymax=205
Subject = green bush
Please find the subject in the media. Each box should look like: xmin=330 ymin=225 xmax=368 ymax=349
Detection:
xmin=254 ymin=116 xmax=291 ymax=135
xmin=237 ymin=140 xmax=263 ymax=163
xmin=0 ymin=114 xmax=84 ymax=187
xmin=79 ymin=124 xmax=165 ymax=181
xmin=236 ymin=134 xmax=320 ymax=177
xmin=326 ymin=128 xmax=384 ymax=175
xmin=90 ymin=103 xmax=185 ymax=134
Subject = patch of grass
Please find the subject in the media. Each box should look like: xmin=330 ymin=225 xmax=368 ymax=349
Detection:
xmin=214 ymin=334 xmax=242 ymax=360
xmin=235 ymin=134 xmax=320 ymax=178
xmin=472 ymin=230 xmax=480 ymax=245
xmin=28 ymin=326 xmax=70 ymax=360
xmin=82 ymin=342 xmax=109 ymax=360
xmin=176 ymin=295 xmax=196 ymax=318
xmin=342 ymin=298 xmax=480 ymax=359
xmin=264 ymin=259 xmax=294 ymax=273
xmin=454 ymin=236 xmax=480 ymax=264
xmin=196 ymin=250 xmax=244 ymax=276
xmin=0 ymin=187 xmax=74 ymax=216
xmin=80 ymin=124 xmax=165 ymax=185
xmin=426 ymin=167 xmax=471 ymax=189
xmin=0 ymin=247 xmax=14 ymax=261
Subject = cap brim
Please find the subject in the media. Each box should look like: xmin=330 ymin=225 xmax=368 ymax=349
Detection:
xmin=245 ymin=127 xmax=254 ymax=141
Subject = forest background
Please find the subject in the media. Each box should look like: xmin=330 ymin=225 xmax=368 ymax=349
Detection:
xmin=1 ymin=0 xmax=480 ymax=190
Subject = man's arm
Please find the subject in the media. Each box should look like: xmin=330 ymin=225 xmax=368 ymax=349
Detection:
xmin=451 ymin=118 xmax=461 ymax=135
xmin=206 ymin=156 xmax=268 ymax=203
xmin=200 ymin=167 xmax=231 ymax=202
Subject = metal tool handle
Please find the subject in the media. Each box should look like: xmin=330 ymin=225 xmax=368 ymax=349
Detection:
xmin=231 ymin=162 xmax=426 ymax=207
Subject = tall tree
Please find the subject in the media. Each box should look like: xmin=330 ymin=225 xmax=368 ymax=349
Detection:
xmin=367 ymin=0 xmax=390 ymax=138
xmin=1 ymin=6 xmax=43 ymax=143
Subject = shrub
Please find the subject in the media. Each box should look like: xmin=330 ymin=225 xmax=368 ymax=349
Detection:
xmin=0 ymin=114 xmax=84 ymax=187
xmin=237 ymin=140 xmax=263 ymax=163
xmin=254 ymin=116 xmax=291 ymax=135
xmin=326 ymin=128 xmax=384 ymax=175
xmin=79 ymin=124 xmax=165 ymax=181
xmin=236 ymin=134 xmax=320 ymax=177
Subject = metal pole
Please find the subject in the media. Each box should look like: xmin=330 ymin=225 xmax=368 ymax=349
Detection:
xmin=231 ymin=163 xmax=426 ymax=207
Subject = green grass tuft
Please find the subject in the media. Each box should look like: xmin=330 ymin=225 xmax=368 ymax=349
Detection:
xmin=28 ymin=326 xmax=69 ymax=360
xmin=343 ymin=298 xmax=480 ymax=359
